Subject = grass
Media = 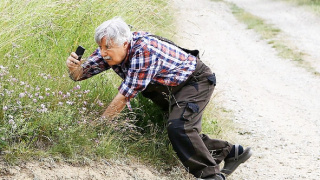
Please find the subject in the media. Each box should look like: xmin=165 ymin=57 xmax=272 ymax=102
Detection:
xmin=282 ymin=0 xmax=320 ymax=14
xmin=0 ymin=0 xmax=192 ymax=176
xmin=0 ymin=1 xmax=227 ymax=179
xmin=228 ymin=2 xmax=319 ymax=75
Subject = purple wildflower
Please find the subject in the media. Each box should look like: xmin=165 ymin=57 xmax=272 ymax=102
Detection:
xmin=8 ymin=119 xmax=15 ymax=125
xmin=66 ymin=101 xmax=74 ymax=105
xmin=98 ymin=101 xmax=104 ymax=107
xmin=74 ymin=85 xmax=81 ymax=90
xmin=19 ymin=92 xmax=25 ymax=98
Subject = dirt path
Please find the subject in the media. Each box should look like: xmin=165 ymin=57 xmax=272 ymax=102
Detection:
xmin=226 ymin=0 xmax=320 ymax=73
xmin=172 ymin=0 xmax=320 ymax=179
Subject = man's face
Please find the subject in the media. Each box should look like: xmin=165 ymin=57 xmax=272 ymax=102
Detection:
xmin=99 ymin=36 xmax=128 ymax=66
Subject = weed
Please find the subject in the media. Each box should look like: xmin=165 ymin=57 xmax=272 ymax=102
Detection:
xmin=0 ymin=0 xmax=180 ymax=171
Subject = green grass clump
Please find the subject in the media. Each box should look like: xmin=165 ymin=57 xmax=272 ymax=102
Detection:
xmin=281 ymin=0 xmax=320 ymax=15
xmin=229 ymin=3 xmax=319 ymax=74
xmin=0 ymin=0 xmax=180 ymax=170
xmin=230 ymin=4 xmax=281 ymax=40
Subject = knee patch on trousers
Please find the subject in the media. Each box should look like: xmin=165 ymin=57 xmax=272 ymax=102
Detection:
xmin=167 ymin=119 xmax=196 ymax=162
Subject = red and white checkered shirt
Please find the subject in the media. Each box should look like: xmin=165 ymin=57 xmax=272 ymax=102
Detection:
xmin=79 ymin=31 xmax=197 ymax=109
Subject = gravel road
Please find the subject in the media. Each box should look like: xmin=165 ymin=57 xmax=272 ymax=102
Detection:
xmin=172 ymin=0 xmax=320 ymax=179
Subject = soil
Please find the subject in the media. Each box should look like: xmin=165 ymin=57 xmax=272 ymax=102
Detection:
xmin=1 ymin=0 xmax=320 ymax=179
xmin=0 ymin=159 xmax=171 ymax=180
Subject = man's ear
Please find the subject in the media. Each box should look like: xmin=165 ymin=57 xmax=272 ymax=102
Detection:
xmin=123 ymin=41 xmax=129 ymax=48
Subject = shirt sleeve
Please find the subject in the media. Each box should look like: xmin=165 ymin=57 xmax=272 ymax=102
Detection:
xmin=118 ymin=42 xmax=160 ymax=102
xmin=77 ymin=48 xmax=110 ymax=81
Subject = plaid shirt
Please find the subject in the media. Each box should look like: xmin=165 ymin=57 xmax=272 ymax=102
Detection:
xmin=79 ymin=31 xmax=197 ymax=108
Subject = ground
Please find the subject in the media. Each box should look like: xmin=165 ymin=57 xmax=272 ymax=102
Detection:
xmin=173 ymin=0 xmax=320 ymax=179
xmin=1 ymin=0 xmax=320 ymax=179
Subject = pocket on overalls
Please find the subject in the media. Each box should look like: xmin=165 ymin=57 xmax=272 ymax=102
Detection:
xmin=207 ymin=73 xmax=216 ymax=86
xmin=182 ymin=102 xmax=199 ymax=121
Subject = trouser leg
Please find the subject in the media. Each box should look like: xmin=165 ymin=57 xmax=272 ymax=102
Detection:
xmin=142 ymin=61 xmax=232 ymax=178
xmin=166 ymin=64 xmax=229 ymax=178
xmin=200 ymin=134 xmax=232 ymax=164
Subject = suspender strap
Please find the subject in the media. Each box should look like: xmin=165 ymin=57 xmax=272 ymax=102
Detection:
xmin=148 ymin=34 xmax=200 ymax=58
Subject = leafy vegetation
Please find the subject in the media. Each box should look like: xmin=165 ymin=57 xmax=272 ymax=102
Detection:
xmin=0 ymin=0 xmax=185 ymax=171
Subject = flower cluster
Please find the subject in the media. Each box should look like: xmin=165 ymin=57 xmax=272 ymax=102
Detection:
xmin=0 ymin=63 xmax=148 ymax=155
xmin=1 ymin=67 xmax=105 ymax=113
xmin=0 ymin=65 xmax=109 ymax=145
xmin=0 ymin=65 xmax=9 ymax=78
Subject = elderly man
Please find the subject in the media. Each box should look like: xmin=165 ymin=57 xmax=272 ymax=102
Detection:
xmin=66 ymin=17 xmax=252 ymax=180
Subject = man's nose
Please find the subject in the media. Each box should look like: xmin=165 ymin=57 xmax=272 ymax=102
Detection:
xmin=101 ymin=50 xmax=107 ymax=57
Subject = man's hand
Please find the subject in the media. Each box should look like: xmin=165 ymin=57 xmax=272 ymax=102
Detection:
xmin=102 ymin=92 xmax=127 ymax=120
xmin=66 ymin=52 xmax=83 ymax=81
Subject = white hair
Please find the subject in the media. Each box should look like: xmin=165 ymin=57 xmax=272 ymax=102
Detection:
xmin=94 ymin=17 xmax=132 ymax=47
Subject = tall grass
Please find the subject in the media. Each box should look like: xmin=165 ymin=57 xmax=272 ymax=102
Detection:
xmin=0 ymin=0 xmax=181 ymax=171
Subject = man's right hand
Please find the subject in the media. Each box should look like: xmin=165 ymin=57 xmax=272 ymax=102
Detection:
xmin=66 ymin=52 xmax=83 ymax=81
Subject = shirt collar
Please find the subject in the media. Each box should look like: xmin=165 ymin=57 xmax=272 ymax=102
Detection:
xmin=120 ymin=41 xmax=132 ymax=68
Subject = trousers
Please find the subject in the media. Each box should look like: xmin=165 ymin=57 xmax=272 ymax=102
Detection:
xmin=142 ymin=59 xmax=232 ymax=178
